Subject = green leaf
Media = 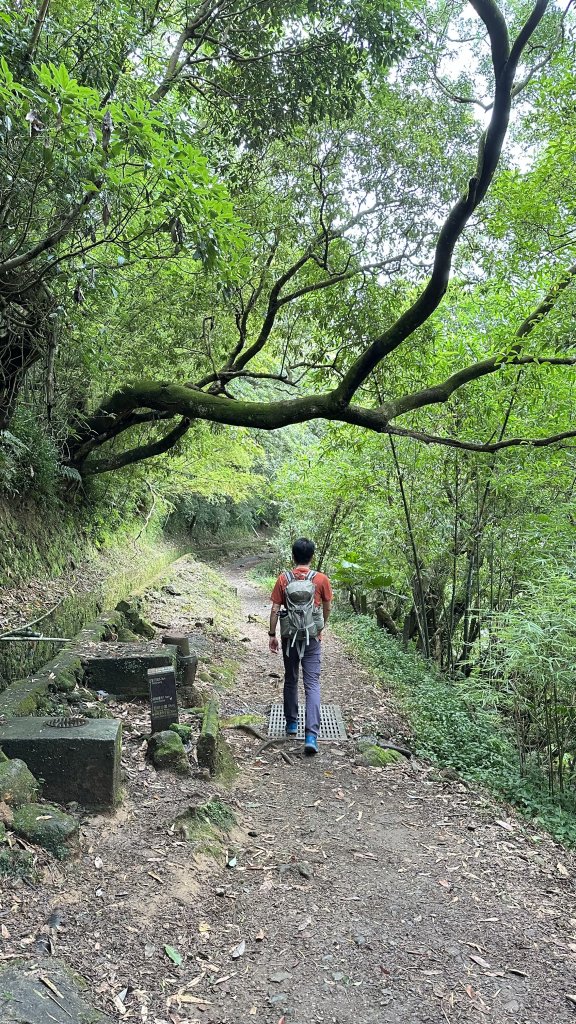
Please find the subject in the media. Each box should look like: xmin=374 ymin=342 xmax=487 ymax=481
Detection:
xmin=164 ymin=945 xmax=182 ymax=966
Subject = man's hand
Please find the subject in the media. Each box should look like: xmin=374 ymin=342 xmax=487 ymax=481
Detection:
xmin=317 ymin=631 xmax=323 ymax=643
xmin=269 ymin=635 xmax=279 ymax=654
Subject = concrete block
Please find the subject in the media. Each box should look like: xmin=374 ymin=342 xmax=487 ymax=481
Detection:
xmin=0 ymin=718 xmax=122 ymax=808
xmin=197 ymin=699 xmax=219 ymax=774
xmin=82 ymin=643 xmax=178 ymax=698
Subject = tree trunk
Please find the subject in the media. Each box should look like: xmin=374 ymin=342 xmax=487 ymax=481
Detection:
xmin=0 ymin=332 xmax=41 ymax=429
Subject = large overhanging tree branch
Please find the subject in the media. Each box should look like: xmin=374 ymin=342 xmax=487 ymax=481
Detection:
xmin=385 ymin=264 xmax=576 ymax=419
xmin=83 ymin=417 xmax=192 ymax=476
xmin=76 ymin=0 xmax=574 ymax=470
xmin=331 ymin=0 xmax=549 ymax=406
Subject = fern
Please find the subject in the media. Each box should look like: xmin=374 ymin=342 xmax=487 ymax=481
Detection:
xmin=0 ymin=430 xmax=29 ymax=453
xmin=58 ymin=464 xmax=83 ymax=483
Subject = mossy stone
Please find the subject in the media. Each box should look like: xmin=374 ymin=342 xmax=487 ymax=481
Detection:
xmin=0 ymin=822 xmax=6 ymax=842
xmin=169 ymin=723 xmax=193 ymax=742
xmin=0 ymin=758 xmax=40 ymax=806
xmin=355 ymin=744 xmax=403 ymax=768
xmin=0 ymin=747 xmax=8 ymax=763
xmin=116 ymin=626 xmax=141 ymax=642
xmin=12 ymin=802 xmax=79 ymax=857
xmin=173 ymin=799 xmax=235 ymax=858
xmin=148 ymin=730 xmax=189 ymax=774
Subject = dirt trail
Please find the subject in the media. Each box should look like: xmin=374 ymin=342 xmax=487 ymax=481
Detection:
xmin=2 ymin=555 xmax=576 ymax=1024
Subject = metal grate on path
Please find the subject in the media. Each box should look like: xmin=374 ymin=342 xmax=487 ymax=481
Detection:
xmin=268 ymin=703 xmax=347 ymax=741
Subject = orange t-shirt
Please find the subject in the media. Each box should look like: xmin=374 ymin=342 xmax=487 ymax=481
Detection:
xmin=271 ymin=566 xmax=333 ymax=608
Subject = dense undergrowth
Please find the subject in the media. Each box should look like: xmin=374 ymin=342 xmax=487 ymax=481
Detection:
xmin=335 ymin=614 xmax=576 ymax=847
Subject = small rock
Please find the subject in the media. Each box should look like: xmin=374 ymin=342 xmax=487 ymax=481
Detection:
xmin=0 ymin=801 xmax=14 ymax=826
xmin=268 ymin=991 xmax=288 ymax=1004
xmin=297 ymin=862 xmax=312 ymax=879
xmin=147 ymin=731 xmax=189 ymax=774
xmin=0 ymin=759 xmax=40 ymax=807
xmin=270 ymin=971 xmax=292 ymax=984
xmin=12 ymin=802 xmax=79 ymax=857
xmin=354 ymin=744 xmax=403 ymax=768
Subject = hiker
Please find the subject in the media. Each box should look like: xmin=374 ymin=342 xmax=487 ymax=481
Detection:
xmin=268 ymin=538 xmax=333 ymax=756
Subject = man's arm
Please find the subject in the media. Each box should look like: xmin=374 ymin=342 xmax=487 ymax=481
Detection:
xmin=269 ymin=602 xmax=281 ymax=653
xmin=322 ymin=600 xmax=332 ymax=625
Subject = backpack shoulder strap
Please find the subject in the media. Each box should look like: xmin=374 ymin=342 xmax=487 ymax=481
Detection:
xmin=284 ymin=570 xmax=294 ymax=584
xmin=306 ymin=570 xmax=317 ymax=580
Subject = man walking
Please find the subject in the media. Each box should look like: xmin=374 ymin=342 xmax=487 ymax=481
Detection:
xmin=268 ymin=538 xmax=333 ymax=756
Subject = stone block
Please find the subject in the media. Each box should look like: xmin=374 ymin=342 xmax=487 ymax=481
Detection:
xmin=197 ymin=699 xmax=219 ymax=775
xmin=0 ymin=718 xmax=122 ymax=808
xmin=81 ymin=643 xmax=178 ymax=698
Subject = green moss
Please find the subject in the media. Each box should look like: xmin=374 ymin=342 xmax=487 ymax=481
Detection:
xmin=12 ymin=802 xmax=79 ymax=858
xmin=216 ymin=735 xmax=238 ymax=783
xmin=0 ymin=759 xmax=40 ymax=806
xmin=148 ymin=730 xmax=189 ymax=773
xmin=116 ymin=626 xmax=141 ymax=642
xmin=174 ymin=799 xmax=235 ymax=858
xmin=169 ymin=723 xmax=193 ymax=742
xmin=0 ymin=847 xmax=38 ymax=880
xmin=208 ymin=658 xmax=239 ymax=690
xmin=356 ymin=744 xmax=402 ymax=767
xmin=221 ymin=713 xmax=265 ymax=729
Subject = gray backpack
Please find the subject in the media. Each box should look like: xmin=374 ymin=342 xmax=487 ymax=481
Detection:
xmin=280 ymin=570 xmax=321 ymax=659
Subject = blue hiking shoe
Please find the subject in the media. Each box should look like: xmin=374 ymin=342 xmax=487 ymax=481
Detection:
xmin=286 ymin=721 xmax=298 ymax=737
xmin=304 ymin=732 xmax=318 ymax=756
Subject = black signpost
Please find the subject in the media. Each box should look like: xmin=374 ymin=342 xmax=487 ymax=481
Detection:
xmin=148 ymin=665 xmax=179 ymax=734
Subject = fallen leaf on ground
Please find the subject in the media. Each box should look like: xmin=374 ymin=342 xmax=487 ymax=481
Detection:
xmin=470 ymin=955 xmax=492 ymax=970
xmin=112 ymin=993 xmax=127 ymax=1015
xmin=39 ymin=975 xmax=64 ymax=999
xmin=164 ymin=945 xmax=183 ymax=967
xmin=231 ymin=939 xmax=245 ymax=959
xmin=94 ymin=857 xmax=103 ymax=869
xmin=557 ymin=862 xmax=570 ymax=878
xmin=494 ymin=819 xmax=513 ymax=832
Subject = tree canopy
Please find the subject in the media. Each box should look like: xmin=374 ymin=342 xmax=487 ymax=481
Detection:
xmin=1 ymin=0 xmax=575 ymax=481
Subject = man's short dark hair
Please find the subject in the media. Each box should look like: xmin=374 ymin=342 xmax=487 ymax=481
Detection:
xmin=292 ymin=537 xmax=315 ymax=565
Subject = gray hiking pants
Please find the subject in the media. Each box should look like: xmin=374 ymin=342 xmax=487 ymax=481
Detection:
xmin=282 ymin=636 xmax=321 ymax=737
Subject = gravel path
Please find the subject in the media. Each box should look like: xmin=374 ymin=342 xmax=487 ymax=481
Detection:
xmin=2 ymin=554 xmax=576 ymax=1024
